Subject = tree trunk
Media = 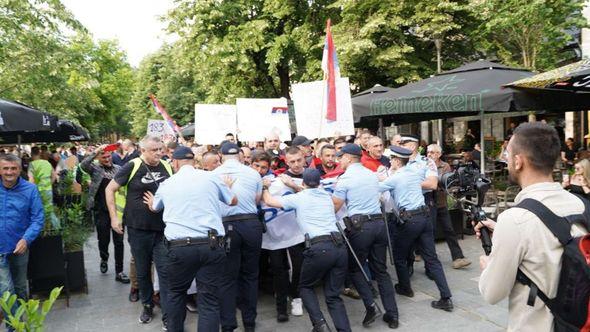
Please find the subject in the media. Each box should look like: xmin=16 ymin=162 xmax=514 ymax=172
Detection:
xmin=277 ymin=62 xmax=291 ymax=99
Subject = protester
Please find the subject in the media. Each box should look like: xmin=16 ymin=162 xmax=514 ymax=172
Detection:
xmin=105 ymin=135 xmax=173 ymax=328
xmin=264 ymin=133 xmax=281 ymax=151
xmin=202 ymin=151 xmax=221 ymax=171
xmin=333 ymin=138 xmax=346 ymax=153
xmin=361 ymin=137 xmax=390 ymax=172
xmin=0 ymin=154 xmax=44 ymax=325
xmin=121 ymin=139 xmax=140 ymax=164
xmin=80 ymin=144 xmax=129 ymax=283
xmin=477 ymin=122 xmax=590 ymax=331
xmin=240 ymin=146 xmax=252 ymax=165
xmin=315 ymin=144 xmax=341 ymax=178
xmin=358 ymin=130 xmax=372 ymax=151
xmin=144 ymin=146 xmax=237 ymax=331
xmin=250 ymin=151 xmax=273 ymax=178
xmin=291 ymin=135 xmax=313 ymax=165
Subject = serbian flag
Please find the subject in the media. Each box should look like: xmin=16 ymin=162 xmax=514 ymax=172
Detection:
xmin=321 ymin=19 xmax=340 ymax=122
xmin=149 ymin=94 xmax=181 ymax=136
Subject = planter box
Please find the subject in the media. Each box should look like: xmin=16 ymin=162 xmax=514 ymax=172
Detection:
xmin=28 ymin=235 xmax=67 ymax=294
xmin=65 ymin=251 xmax=87 ymax=293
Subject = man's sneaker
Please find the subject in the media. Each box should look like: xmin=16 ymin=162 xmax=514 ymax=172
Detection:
xmin=116 ymin=272 xmax=130 ymax=284
xmin=383 ymin=313 xmax=399 ymax=329
xmin=139 ymin=304 xmax=154 ymax=324
xmin=186 ymin=294 xmax=198 ymax=313
xmin=394 ymin=284 xmax=414 ymax=298
xmin=312 ymin=319 xmax=332 ymax=332
xmin=342 ymin=287 xmax=361 ymax=299
xmin=100 ymin=260 xmax=108 ymax=274
xmin=291 ymin=298 xmax=303 ymax=316
xmin=162 ymin=318 xmax=168 ymax=331
xmin=452 ymin=258 xmax=472 ymax=269
xmin=129 ymin=287 xmax=139 ymax=302
xmin=362 ymin=303 xmax=382 ymax=327
xmin=431 ymin=298 xmax=454 ymax=312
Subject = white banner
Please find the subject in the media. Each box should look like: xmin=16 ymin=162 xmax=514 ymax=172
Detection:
xmin=292 ymin=77 xmax=355 ymax=139
xmin=147 ymin=119 xmax=176 ymax=142
xmin=261 ymin=176 xmax=347 ymax=250
xmin=194 ymin=104 xmax=237 ymax=145
xmin=236 ymin=98 xmax=291 ymax=142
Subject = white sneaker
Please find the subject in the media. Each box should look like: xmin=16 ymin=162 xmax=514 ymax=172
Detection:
xmin=291 ymin=298 xmax=303 ymax=316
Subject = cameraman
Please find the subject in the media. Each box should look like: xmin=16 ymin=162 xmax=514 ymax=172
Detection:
xmin=476 ymin=122 xmax=588 ymax=331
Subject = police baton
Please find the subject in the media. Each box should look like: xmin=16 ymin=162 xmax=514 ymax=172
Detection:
xmin=380 ymin=205 xmax=395 ymax=266
xmin=336 ymin=222 xmax=382 ymax=312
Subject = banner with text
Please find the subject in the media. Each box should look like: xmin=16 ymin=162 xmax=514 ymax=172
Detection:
xmin=194 ymin=104 xmax=237 ymax=145
xmin=292 ymin=77 xmax=355 ymax=139
xmin=147 ymin=119 xmax=176 ymax=142
xmin=236 ymin=98 xmax=291 ymax=142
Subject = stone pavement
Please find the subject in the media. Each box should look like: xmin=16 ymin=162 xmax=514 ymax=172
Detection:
xmin=43 ymin=233 xmax=508 ymax=332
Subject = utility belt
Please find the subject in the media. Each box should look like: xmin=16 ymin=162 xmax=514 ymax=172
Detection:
xmin=223 ymin=212 xmax=267 ymax=233
xmin=343 ymin=213 xmax=383 ymax=231
xmin=304 ymin=232 xmax=344 ymax=249
xmin=397 ymin=206 xmax=429 ymax=225
xmin=166 ymin=230 xmax=224 ymax=250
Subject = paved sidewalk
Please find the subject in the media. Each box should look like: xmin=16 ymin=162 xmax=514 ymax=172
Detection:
xmin=43 ymin=233 xmax=508 ymax=331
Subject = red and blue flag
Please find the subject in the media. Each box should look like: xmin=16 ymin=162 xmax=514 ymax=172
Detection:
xmin=149 ymin=94 xmax=181 ymax=136
xmin=321 ymin=19 xmax=340 ymax=122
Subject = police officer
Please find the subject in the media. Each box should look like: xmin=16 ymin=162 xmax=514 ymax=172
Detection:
xmin=143 ymin=146 xmax=237 ymax=331
xmin=263 ymin=168 xmax=351 ymax=332
xmin=213 ymin=142 xmax=264 ymax=332
xmin=379 ymin=145 xmax=453 ymax=312
xmin=331 ymin=144 xmax=399 ymax=329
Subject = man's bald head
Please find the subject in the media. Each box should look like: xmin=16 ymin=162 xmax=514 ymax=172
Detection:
xmin=264 ymin=133 xmax=280 ymax=150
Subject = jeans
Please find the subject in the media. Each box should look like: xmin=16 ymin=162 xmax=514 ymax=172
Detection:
xmin=165 ymin=243 xmax=226 ymax=332
xmin=127 ymin=227 xmax=169 ymax=321
xmin=95 ymin=210 xmax=124 ymax=273
xmin=269 ymin=243 xmax=304 ymax=314
xmin=0 ymin=251 xmax=29 ymax=330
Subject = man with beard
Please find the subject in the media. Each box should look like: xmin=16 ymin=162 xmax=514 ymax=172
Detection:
xmin=315 ymin=145 xmax=342 ymax=178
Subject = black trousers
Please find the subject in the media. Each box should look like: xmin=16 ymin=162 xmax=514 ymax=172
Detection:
xmin=269 ymin=243 xmax=304 ymax=314
xmin=94 ymin=209 xmax=124 ymax=273
xmin=434 ymin=206 xmax=465 ymax=261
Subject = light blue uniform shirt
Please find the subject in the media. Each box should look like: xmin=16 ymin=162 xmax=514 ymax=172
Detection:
xmin=332 ymin=163 xmax=381 ymax=215
xmin=379 ymin=166 xmax=425 ymax=210
xmin=213 ymin=159 xmax=262 ymax=217
xmin=279 ymin=188 xmax=338 ymax=238
xmin=407 ymin=155 xmax=438 ymax=193
xmin=152 ymin=165 xmax=235 ymax=239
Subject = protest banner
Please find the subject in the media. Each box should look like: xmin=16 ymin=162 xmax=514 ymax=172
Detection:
xmin=291 ymin=77 xmax=355 ymax=139
xmin=147 ymin=119 xmax=176 ymax=142
xmin=194 ymin=104 xmax=237 ymax=145
xmin=236 ymin=98 xmax=291 ymax=142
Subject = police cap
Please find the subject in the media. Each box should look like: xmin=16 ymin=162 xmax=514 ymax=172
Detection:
xmin=172 ymin=146 xmax=195 ymax=160
xmin=291 ymin=135 xmax=312 ymax=147
xmin=336 ymin=143 xmax=362 ymax=157
xmin=302 ymin=168 xmax=321 ymax=187
xmin=220 ymin=142 xmax=240 ymax=155
xmin=389 ymin=145 xmax=412 ymax=159
xmin=400 ymin=134 xmax=420 ymax=143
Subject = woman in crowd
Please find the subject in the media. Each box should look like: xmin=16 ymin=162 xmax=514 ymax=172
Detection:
xmin=562 ymin=158 xmax=590 ymax=200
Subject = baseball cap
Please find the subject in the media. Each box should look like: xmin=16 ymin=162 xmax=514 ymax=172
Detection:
xmin=291 ymin=135 xmax=312 ymax=147
xmin=172 ymin=146 xmax=195 ymax=160
xmin=302 ymin=168 xmax=321 ymax=187
xmin=336 ymin=143 xmax=362 ymax=157
xmin=220 ymin=142 xmax=240 ymax=155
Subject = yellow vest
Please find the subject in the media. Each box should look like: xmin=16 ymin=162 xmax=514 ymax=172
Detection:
xmin=114 ymin=158 xmax=173 ymax=220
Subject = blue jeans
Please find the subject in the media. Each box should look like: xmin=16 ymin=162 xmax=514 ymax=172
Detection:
xmin=0 ymin=251 xmax=29 ymax=330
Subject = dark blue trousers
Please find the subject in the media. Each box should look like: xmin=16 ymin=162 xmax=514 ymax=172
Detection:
xmin=299 ymin=241 xmax=351 ymax=332
xmin=165 ymin=243 xmax=226 ymax=332
xmin=127 ymin=227 xmax=169 ymax=321
xmin=219 ymin=219 xmax=263 ymax=331
xmin=347 ymin=219 xmax=398 ymax=319
xmin=392 ymin=213 xmax=452 ymax=299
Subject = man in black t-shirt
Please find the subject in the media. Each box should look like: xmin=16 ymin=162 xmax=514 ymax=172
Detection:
xmin=106 ymin=136 xmax=173 ymax=328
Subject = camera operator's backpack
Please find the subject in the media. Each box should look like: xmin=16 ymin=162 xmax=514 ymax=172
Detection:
xmin=515 ymin=197 xmax=590 ymax=332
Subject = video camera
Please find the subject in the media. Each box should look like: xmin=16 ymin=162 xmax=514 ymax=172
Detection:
xmin=440 ymin=161 xmax=493 ymax=255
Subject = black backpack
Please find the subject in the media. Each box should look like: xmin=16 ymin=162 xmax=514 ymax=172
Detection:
xmin=515 ymin=197 xmax=590 ymax=332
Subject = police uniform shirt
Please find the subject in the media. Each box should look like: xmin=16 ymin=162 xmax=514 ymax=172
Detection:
xmin=332 ymin=163 xmax=381 ymax=215
xmin=152 ymin=165 xmax=234 ymax=239
xmin=278 ymin=188 xmax=338 ymax=238
xmin=407 ymin=155 xmax=438 ymax=193
xmin=114 ymin=159 xmax=171 ymax=231
xmin=379 ymin=166 xmax=425 ymax=211
xmin=213 ymin=159 xmax=262 ymax=217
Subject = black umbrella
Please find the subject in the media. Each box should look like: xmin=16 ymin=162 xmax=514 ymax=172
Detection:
xmin=180 ymin=123 xmax=195 ymax=138
xmin=0 ymin=120 xmax=90 ymax=144
xmin=0 ymin=99 xmax=57 ymax=132
xmin=506 ymin=59 xmax=590 ymax=92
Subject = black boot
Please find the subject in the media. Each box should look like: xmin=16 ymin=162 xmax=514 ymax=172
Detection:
xmin=383 ymin=313 xmax=399 ymax=329
xmin=312 ymin=320 xmax=332 ymax=332
xmin=431 ymin=298 xmax=454 ymax=312
xmin=362 ymin=303 xmax=382 ymax=327
xmin=394 ymin=284 xmax=414 ymax=298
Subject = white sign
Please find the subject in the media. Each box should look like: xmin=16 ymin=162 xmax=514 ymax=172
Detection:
xmin=236 ymin=98 xmax=291 ymax=142
xmin=194 ymin=104 xmax=237 ymax=145
xmin=147 ymin=119 xmax=176 ymax=142
xmin=292 ymin=77 xmax=355 ymax=139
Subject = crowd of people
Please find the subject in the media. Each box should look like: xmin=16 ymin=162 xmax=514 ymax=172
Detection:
xmin=1 ymin=122 xmax=589 ymax=332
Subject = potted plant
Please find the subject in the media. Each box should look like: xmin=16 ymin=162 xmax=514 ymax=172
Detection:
xmin=0 ymin=287 xmax=62 ymax=332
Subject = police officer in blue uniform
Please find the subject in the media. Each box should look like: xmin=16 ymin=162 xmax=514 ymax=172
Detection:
xmin=263 ymin=168 xmax=351 ymax=332
xmin=144 ymin=146 xmax=237 ymax=332
xmin=331 ymin=144 xmax=399 ymax=329
xmin=213 ymin=143 xmax=264 ymax=332
xmin=379 ymin=145 xmax=454 ymax=312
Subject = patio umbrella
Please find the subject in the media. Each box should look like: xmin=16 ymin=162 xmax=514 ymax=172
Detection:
xmin=0 ymin=120 xmax=90 ymax=144
xmin=0 ymin=99 xmax=57 ymax=133
xmin=505 ymin=59 xmax=590 ymax=92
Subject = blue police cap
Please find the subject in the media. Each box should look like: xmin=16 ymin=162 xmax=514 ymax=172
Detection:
xmin=389 ymin=145 xmax=412 ymax=159
xmin=302 ymin=168 xmax=321 ymax=187
xmin=400 ymin=134 xmax=420 ymax=143
xmin=220 ymin=142 xmax=240 ymax=155
xmin=172 ymin=146 xmax=195 ymax=160
xmin=336 ymin=143 xmax=362 ymax=157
